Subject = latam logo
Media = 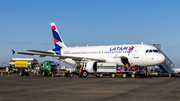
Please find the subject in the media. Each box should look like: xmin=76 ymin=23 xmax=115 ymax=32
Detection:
xmin=129 ymin=46 xmax=134 ymax=51
xmin=110 ymin=46 xmax=134 ymax=56
xmin=109 ymin=46 xmax=134 ymax=51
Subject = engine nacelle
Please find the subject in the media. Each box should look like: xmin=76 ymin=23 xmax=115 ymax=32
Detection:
xmin=84 ymin=61 xmax=97 ymax=73
xmin=64 ymin=58 xmax=76 ymax=65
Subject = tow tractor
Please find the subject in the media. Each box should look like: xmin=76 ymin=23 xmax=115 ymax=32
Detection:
xmin=65 ymin=66 xmax=88 ymax=78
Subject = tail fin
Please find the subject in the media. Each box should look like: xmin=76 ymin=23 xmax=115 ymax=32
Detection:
xmin=51 ymin=22 xmax=66 ymax=55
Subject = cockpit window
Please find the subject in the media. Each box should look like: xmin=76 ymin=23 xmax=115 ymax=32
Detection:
xmin=145 ymin=49 xmax=159 ymax=53
xmin=153 ymin=50 xmax=158 ymax=53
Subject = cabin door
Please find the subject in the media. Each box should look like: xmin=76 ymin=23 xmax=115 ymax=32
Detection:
xmin=134 ymin=47 xmax=141 ymax=58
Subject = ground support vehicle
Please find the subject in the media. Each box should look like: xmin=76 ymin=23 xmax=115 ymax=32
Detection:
xmin=65 ymin=67 xmax=88 ymax=78
xmin=64 ymin=61 xmax=146 ymax=78
xmin=95 ymin=63 xmax=117 ymax=78
xmin=64 ymin=62 xmax=117 ymax=78
xmin=151 ymin=72 xmax=169 ymax=77
xmin=40 ymin=61 xmax=57 ymax=76
xmin=64 ymin=68 xmax=74 ymax=78
xmin=174 ymin=68 xmax=180 ymax=74
xmin=115 ymin=71 xmax=137 ymax=78
xmin=150 ymin=68 xmax=169 ymax=77
xmin=8 ymin=68 xmax=18 ymax=74
xmin=95 ymin=63 xmax=146 ymax=78
xmin=9 ymin=58 xmax=39 ymax=76
xmin=115 ymin=69 xmax=146 ymax=78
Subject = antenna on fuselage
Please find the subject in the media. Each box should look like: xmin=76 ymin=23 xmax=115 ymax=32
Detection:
xmin=141 ymin=42 xmax=144 ymax=44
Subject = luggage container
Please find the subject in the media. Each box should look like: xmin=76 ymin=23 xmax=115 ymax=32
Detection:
xmin=96 ymin=62 xmax=117 ymax=78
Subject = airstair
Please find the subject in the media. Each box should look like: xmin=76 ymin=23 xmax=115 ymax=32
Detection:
xmin=149 ymin=44 xmax=175 ymax=75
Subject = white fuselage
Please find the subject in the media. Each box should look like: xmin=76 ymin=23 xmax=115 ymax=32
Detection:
xmin=55 ymin=44 xmax=165 ymax=67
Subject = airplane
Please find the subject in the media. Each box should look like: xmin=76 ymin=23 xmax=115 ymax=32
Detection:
xmin=17 ymin=22 xmax=165 ymax=77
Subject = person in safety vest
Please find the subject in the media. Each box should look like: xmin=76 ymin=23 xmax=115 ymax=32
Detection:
xmin=79 ymin=67 xmax=83 ymax=77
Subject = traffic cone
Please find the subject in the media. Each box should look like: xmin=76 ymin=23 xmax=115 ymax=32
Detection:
xmin=52 ymin=73 xmax=54 ymax=77
xmin=8 ymin=73 xmax=10 ymax=76
xmin=1 ymin=72 xmax=3 ymax=76
xmin=169 ymin=74 xmax=171 ymax=80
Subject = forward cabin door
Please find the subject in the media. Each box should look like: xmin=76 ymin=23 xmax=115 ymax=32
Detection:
xmin=134 ymin=46 xmax=141 ymax=58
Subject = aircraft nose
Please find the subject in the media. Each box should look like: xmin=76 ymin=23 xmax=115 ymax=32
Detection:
xmin=158 ymin=54 xmax=165 ymax=64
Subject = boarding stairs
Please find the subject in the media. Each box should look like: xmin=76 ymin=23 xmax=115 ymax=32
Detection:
xmin=149 ymin=44 xmax=175 ymax=75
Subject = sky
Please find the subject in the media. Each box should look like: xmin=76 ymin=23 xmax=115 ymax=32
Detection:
xmin=0 ymin=0 xmax=180 ymax=68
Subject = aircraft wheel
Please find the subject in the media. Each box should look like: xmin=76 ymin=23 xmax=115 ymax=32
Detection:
xmin=13 ymin=70 xmax=16 ymax=74
xmin=18 ymin=69 xmax=24 ymax=76
xmin=25 ymin=72 xmax=30 ymax=76
xmin=123 ymin=73 xmax=127 ymax=78
xmin=42 ymin=71 xmax=47 ymax=76
xmin=158 ymin=74 xmax=162 ymax=77
xmin=69 ymin=73 xmax=74 ymax=78
xmin=82 ymin=70 xmax=88 ymax=78
xmin=65 ymin=75 xmax=68 ymax=78
xmin=40 ymin=70 xmax=43 ymax=75
xmin=131 ymin=74 xmax=135 ymax=78
xmin=47 ymin=72 xmax=51 ymax=76
xmin=99 ymin=74 xmax=103 ymax=78
xmin=111 ymin=73 xmax=116 ymax=78
xmin=65 ymin=72 xmax=69 ymax=78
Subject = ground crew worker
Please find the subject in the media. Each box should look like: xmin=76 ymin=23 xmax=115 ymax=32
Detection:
xmin=79 ymin=67 xmax=83 ymax=78
xmin=34 ymin=70 xmax=37 ymax=76
xmin=125 ymin=63 xmax=130 ymax=71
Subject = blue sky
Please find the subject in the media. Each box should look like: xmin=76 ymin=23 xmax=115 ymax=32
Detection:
xmin=0 ymin=0 xmax=180 ymax=68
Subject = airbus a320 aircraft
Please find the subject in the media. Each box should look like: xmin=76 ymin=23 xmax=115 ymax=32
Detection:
xmin=17 ymin=22 xmax=165 ymax=77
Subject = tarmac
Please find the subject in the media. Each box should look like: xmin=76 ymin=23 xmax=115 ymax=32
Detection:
xmin=0 ymin=73 xmax=180 ymax=101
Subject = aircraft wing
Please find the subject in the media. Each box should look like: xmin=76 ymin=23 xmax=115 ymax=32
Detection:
xmin=27 ymin=50 xmax=55 ymax=54
xmin=17 ymin=51 xmax=106 ymax=62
